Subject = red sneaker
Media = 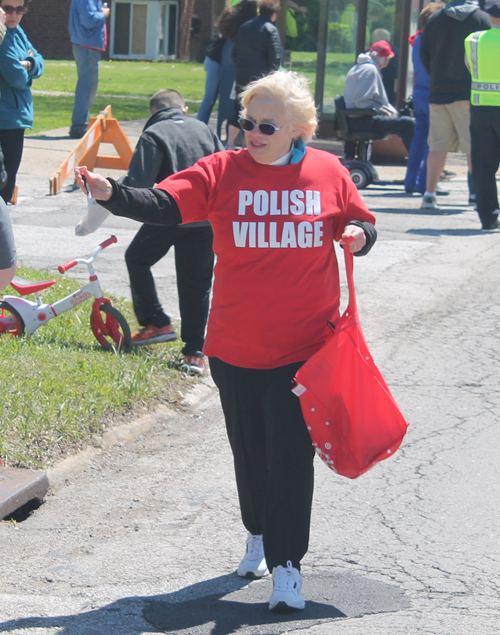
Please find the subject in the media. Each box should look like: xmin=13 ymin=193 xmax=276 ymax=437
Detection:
xmin=131 ymin=324 xmax=177 ymax=345
xmin=182 ymin=354 xmax=205 ymax=375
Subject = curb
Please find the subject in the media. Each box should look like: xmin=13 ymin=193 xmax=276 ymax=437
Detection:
xmin=180 ymin=374 xmax=217 ymax=409
xmin=0 ymin=468 xmax=50 ymax=520
xmin=47 ymin=374 xmax=218 ymax=489
xmin=46 ymin=404 xmax=174 ymax=489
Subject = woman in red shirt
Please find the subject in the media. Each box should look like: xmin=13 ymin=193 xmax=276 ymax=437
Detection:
xmin=75 ymin=70 xmax=376 ymax=613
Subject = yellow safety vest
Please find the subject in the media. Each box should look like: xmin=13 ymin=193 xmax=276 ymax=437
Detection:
xmin=465 ymin=28 xmax=500 ymax=106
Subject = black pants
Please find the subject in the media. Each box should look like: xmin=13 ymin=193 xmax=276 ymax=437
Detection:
xmin=209 ymin=357 xmax=315 ymax=571
xmin=348 ymin=114 xmax=415 ymax=152
xmin=125 ymin=223 xmax=214 ymax=356
xmin=229 ymin=83 xmax=243 ymax=129
xmin=470 ymin=105 xmax=500 ymax=229
xmin=0 ymin=128 xmax=25 ymax=203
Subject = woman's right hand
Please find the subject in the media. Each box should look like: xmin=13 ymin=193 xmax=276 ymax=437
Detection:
xmin=0 ymin=8 xmax=6 ymax=25
xmin=74 ymin=166 xmax=113 ymax=201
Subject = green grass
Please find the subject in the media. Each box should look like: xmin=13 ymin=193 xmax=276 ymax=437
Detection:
xmin=29 ymin=56 xmax=351 ymax=134
xmin=35 ymin=59 xmax=207 ymax=99
xmin=31 ymin=95 xmax=148 ymax=134
xmin=0 ymin=267 xmax=196 ymax=469
xmin=30 ymin=60 xmax=208 ymax=134
xmin=30 ymin=94 xmax=201 ymax=135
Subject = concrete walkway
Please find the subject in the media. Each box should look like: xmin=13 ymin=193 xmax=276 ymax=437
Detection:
xmin=1 ymin=123 xmax=499 ymax=634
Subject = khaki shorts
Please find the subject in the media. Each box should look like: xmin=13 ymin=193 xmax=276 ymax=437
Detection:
xmin=428 ymin=101 xmax=471 ymax=154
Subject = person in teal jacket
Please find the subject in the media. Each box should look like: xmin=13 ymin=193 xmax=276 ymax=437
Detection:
xmin=0 ymin=0 xmax=44 ymax=203
xmin=0 ymin=6 xmax=8 ymax=192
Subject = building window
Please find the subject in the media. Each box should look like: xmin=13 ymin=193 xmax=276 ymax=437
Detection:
xmin=159 ymin=3 xmax=178 ymax=57
xmin=111 ymin=1 xmax=178 ymax=59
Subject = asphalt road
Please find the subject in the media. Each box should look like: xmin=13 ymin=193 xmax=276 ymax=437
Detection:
xmin=1 ymin=130 xmax=499 ymax=634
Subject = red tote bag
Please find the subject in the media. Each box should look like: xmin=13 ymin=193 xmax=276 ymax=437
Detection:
xmin=293 ymin=246 xmax=409 ymax=479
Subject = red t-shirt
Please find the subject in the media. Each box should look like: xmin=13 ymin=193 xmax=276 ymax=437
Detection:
xmin=157 ymin=147 xmax=375 ymax=369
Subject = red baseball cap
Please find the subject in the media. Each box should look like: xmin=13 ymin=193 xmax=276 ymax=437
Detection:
xmin=369 ymin=40 xmax=395 ymax=58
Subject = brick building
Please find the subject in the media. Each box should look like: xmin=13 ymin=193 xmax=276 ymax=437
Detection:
xmin=22 ymin=0 xmax=219 ymax=62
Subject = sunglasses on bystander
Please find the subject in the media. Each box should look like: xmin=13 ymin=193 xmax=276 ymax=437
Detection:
xmin=2 ymin=5 xmax=28 ymax=14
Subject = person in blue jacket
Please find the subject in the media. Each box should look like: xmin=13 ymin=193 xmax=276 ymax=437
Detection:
xmin=404 ymin=2 xmax=444 ymax=194
xmin=0 ymin=0 xmax=44 ymax=204
xmin=68 ymin=0 xmax=109 ymax=139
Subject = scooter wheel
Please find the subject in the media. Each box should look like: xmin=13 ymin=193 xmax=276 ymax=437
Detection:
xmin=349 ymin=167 xmax=369 ymax=190
xmin=0 ymin=301 xmax=25 ymax=337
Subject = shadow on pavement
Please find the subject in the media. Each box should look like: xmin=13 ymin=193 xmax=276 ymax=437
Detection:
xmin=362 ymin=182 xmax=404 ymax=191
xmin=366 ymin=206 xmax=467 ymax=216
xmin=25 ymin=135 xmax=71 ymax=141
xmin=0 ymin=571 xmax=408 ymax=635
xmin=407 ymin=228 xmax=488 ymax=237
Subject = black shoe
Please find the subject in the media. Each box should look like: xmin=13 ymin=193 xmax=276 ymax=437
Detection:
xmin=440 ymin=168 xmax=456 ymax=180
xmin=69 ymin=128 xmax=86 ymax=139
xmin=481 ymin=218 xmax=499 ymax=230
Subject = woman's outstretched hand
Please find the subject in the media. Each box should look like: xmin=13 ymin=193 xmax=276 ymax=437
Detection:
xmin=74 ymin=166 xmax=113 ymax=201
xmin=339 ymin=225 xmax=366 ymax=253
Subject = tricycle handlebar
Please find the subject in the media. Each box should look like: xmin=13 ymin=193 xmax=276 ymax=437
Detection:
xmin=58 ymin=259 xmax=78 ymax=274
xmin=99 ymin=235 xmax=117 ymax=250
xmin=58 ymin=236 xmax=118 ymax=273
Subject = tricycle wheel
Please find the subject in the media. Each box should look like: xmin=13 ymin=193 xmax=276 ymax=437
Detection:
xmin=90 ymin=304 xmax=131 ymax=350
xmin=0 ymin=301 xmax=25 ymax=337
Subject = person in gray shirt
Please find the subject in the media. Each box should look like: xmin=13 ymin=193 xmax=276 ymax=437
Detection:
xmin=343 ymin=40 xmax=414 ymax=152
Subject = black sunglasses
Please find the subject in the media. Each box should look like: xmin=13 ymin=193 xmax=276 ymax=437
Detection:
xmin=3 ymin=5 xmax=28 ymax=14
xmin=238 ymin=117 xmax=284 ymax=136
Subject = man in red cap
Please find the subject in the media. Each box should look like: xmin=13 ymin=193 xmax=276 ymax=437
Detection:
xmin=343 ymin=40 xmax=415 ymax=152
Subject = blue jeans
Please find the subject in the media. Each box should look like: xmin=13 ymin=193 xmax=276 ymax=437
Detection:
xmin=71 ymin=44 xmax=101 ymax=134
xmin=404 ymin=87 xmax=429 ymax=194
xmin=196 ymin=56 xmax=220 ymax=125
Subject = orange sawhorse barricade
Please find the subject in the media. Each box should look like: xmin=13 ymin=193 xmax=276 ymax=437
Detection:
xmin=49 ymin=105 xmax=133 ymax=195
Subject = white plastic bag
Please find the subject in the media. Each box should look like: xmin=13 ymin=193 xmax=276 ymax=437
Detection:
xmin=75 ymin=197 xmax=110 ymax=236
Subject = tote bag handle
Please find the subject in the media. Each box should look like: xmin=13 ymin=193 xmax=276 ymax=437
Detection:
xmin=342 ymin=238 xmax=357 ymax=317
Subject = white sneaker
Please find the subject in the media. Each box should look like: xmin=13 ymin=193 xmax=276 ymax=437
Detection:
xmin=237 ymin=534 xmax=269 ymax=579
xmin=269 ymin=561 xmax=305 ymax=612
xmin=421 ymin=193 xmax=439 ymax=209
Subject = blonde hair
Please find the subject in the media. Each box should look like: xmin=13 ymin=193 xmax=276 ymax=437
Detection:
xmin=239 ymin=70 xmax=318 ymax=142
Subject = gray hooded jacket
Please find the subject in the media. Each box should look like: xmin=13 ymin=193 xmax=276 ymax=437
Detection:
xmin=343 ymin=53 xmax=398 ymax=115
